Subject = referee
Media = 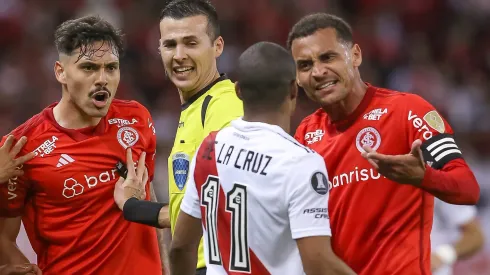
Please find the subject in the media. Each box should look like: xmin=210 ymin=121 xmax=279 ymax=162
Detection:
xmin=158 ymin=1 xmax=242 ymax=274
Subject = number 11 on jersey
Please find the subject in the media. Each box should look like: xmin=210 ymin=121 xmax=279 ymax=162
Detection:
xmin=201 ymin=176 xmax=251 ymax=272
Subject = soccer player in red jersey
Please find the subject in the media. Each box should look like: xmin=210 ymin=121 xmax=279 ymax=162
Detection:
xmin=288 ymin=13 xmax=480 ymax=275
xmin=0 ymin=16 xmax=162 ymax=274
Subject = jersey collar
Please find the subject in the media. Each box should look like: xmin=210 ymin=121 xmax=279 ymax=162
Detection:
xmin=326 ymin=83 xmax=376 ymax=134
xmin=181 ymin=74 xmax=228 ymax=111
xmin=43 ymin=102 xmax=108 ymax=141
xmin=231 ymin=118 xmax=296 ymax=143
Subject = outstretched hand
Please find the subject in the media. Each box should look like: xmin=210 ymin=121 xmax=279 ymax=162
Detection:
xmin=361 ymin=139 xmax=426 ymax=185
xmin=0 ymin=136 xmax=35 ymax=184
xmin=114 ymin=148 xmax=149 ymax=210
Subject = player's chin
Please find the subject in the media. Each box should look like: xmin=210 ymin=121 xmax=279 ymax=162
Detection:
xmin=85 ymin=104 xmax=111 ymax=117
xmin=314 ymin=92 xmax=343 ymax=106
xmin=172 ymin=78 xmax=198 ymax=93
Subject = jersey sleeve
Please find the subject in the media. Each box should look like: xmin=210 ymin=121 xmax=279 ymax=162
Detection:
xmin=179 ymin=151 xmax=201 ymax=219
xmin=286 ymin=153 xmax=331 ymax=239
xmin=143 ymin=108 xmax=157 ymax=183
xmin=403 ymin=94 xmax=461 ymax=169
xmin=0 ymin=135 xmax=29 ymax=217
xmin=403 ymin=94 xmax=479 ymax=204
xmin=202 ymin=93 xmax=243 ymax=137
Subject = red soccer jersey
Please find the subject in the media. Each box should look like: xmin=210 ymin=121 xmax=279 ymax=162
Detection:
xmin=295 ymin=84 xmax=468 ymax=275
xmin=0 ymin=100 xmax=161 ymax=275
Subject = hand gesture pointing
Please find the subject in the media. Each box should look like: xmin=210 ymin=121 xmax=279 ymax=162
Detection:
xmin=361 ymin=139 xmax=426 ymax=185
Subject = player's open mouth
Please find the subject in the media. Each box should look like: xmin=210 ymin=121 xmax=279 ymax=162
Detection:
xmin=316 ymin=80 xmax=338 ymax=91
xmin=91 ymin=91 xmax=111 ymax=108
xmin=173 ymin=66 xmax=194 ymax=76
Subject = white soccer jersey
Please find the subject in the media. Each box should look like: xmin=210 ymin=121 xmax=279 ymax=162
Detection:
xmin=181 ymin=118 xmax=332 ymax=275
xmin=431 ymin=198 xmax=477 ymax=275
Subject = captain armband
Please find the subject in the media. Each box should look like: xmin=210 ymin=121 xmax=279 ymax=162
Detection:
xmin=123 ymin=198 xmax=167 ymax=228
xmin=420 ymin=133 xmax=463 ymax=170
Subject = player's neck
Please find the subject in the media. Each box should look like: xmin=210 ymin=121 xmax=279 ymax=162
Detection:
xmin=179 ymin=70 xmax=220 ymax=104
xmin=53 ymin=97 xmax=102 ymax=129
xmin=242 ymin=110 xmax=290 ymax=134
xmin=322 ymin=79 xmax=368 ymax=122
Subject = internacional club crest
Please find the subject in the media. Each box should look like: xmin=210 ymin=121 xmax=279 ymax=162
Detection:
xmin=356 ymin=127 xmax=381 ymax=153
xmin=173 ymin=152 xmax=190 ymax=190
xmin=117 ymin=127 xmax=140 ymax=149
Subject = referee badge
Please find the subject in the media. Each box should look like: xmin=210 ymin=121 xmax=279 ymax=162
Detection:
xmin=173 ymin=152 xmax=190 ymax=190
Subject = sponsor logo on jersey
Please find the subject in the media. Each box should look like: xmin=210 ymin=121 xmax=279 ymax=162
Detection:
xmin=108 ymin=118 xmax=138 ymax=128
xmin=356 ymin=127 xmax=381 ymax=153
xmin=423 ymin=110 xmax=445 ymax=133
xmin=148 ymin=118 xmax=156 ymax=135
xmin=408 ymin=110 xmax=438 ymax=140
xmin=303 ymin=208 xmax=329 ymax=219
xmin=62 ymin=178 xmax=85 ymax=198
xmin=62 ymin=168 xmax=119 ymax=198
xmin=173 ymin=152 xmax=190 ymax=190
xmin=7 ymin=164 xmax=22 ymax=200
xmin=363 ymin=108 xmax=388 ymax=121
xmin=33 ymin=136 xmax=58 ymax=157
xmin=304 ymin=129 xmax=324 ymax=145
xmin=178 ymin=121 xmax=184 ymax=128
xmin=117 ymin=127 xmax=139 ymax=149
xmin=310 ymin=171 xmax=329 ymax=195
xmin=330 ymin=166 xmax=384 ymax=190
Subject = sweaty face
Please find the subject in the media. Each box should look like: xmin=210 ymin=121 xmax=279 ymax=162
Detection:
xmin=58 ymin=41 xmax=120 ymax=118
xmin=291 ymin=28 xmax=361 ymax=107
xmin=159 ymin=15 xmax=222 ymax=94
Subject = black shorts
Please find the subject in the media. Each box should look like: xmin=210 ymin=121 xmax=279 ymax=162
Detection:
xmin=195 ymin=267 xmax=206 ymax=275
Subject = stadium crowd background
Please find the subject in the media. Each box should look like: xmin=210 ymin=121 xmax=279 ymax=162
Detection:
xmin=0 ymin=0 xmax=489 ymax=273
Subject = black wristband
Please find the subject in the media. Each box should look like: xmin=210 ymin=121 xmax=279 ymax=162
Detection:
xmin=122 ymin=198 xmax=165 ymax=228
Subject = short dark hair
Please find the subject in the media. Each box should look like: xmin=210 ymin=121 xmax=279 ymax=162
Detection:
xmin=237 ymin=42 xmax=296 ymax=111
xmin=160 ymin=0 xmax=220 ymax=40
xmin=54 ymin=15 xmax=124 ymax=61
xmin=287 ymin=13 xmax=353 ymax=49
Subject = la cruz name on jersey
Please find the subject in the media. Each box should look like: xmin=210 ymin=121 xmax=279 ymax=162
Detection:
xmin=181 ymin=119 xmax=332 ymax=275
xmin=295 ymin=85 xmax=463 ymax=274
xmin=0 ymin=99 xmax=161 ymax=274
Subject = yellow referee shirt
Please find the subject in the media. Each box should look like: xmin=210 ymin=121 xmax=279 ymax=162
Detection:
xmin=168 ymin=74 xmax=243 ymax=269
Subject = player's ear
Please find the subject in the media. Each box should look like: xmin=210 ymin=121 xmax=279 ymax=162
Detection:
xmin=54 ymin=61 xmax=67 ymax=85
xmin=234 ymin=81 xmax=243 ymax=100
xmin=296 ymin=78 xmax=303 ymax=88
xmin=352 ymin=43 xmax=362 ymax=67
xmin=214 ymin=36 xmax=224 ymax=58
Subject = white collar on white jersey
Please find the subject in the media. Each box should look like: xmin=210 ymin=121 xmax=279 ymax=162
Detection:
xmin=231 ymin=118 xmax=296 ymax=143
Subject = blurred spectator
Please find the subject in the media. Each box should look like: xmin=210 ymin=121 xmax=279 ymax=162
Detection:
xmin=431 ymin=199 xmax=484 ymax=275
